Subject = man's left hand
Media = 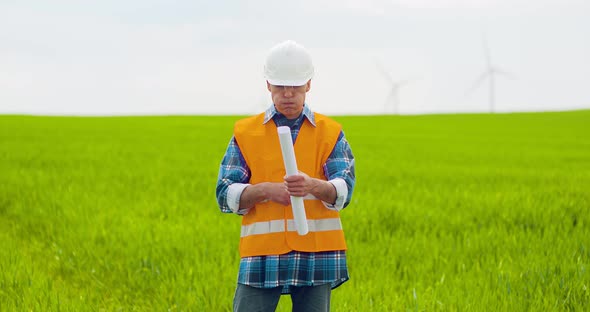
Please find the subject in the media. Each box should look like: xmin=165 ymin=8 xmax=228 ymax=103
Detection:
xmin=284 ymin=172 xmax=315 ymax=197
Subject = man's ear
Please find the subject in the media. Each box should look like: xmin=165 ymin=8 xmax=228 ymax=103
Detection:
xmin=306 ymin=80 xmax=311 ymax=92
xmin=267 ymin=81 xmax=271 ymax=92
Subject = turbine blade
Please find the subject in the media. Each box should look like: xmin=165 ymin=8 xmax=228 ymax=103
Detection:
xmin=395 ymin=79 xmax=412 ymax=87
xmin=493 ymin=67 xmax=516 ymax=79
xmin=374 ymin=59 xmax=395 ymax=84
xmin=383 ymin=88 xmax=397 ymax=114
xmin=465 ymin=72 xmax=489 ymax=97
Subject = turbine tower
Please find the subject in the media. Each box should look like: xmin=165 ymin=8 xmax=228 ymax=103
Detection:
xmin=375 ymin=60 xmax=410 ymax=115
xmin=467 ymin=32 xmax=513 ymax=113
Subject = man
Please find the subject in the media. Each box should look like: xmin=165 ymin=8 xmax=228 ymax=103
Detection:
xmin=216 ymin=40 xmax=355 ymax=312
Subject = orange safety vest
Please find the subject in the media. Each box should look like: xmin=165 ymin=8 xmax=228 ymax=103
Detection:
xmin=234 ymin=112 xmax=347 ymax=257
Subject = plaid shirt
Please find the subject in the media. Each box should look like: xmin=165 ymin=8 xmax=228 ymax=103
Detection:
xmin=216 ymin=104 xmax=355 ymax=293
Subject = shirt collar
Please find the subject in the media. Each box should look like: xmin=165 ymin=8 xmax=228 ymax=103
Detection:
xmin=263 ymin=104 xmax=316 ymax=127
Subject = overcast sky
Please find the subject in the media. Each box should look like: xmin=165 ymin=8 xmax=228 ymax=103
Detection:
xmin=1 ymin=0 xmax=588 ymax=115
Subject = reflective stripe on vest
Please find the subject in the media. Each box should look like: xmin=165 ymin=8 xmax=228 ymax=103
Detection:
xmin=241 ymin=218 xmax=343 ymax=238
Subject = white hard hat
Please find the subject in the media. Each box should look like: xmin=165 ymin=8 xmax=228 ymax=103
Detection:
xmin=264 ymin=40 xmax=314 ymax=86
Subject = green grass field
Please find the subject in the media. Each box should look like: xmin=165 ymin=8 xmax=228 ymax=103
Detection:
xmin=1 ymin=110 xmax=589 ymax=311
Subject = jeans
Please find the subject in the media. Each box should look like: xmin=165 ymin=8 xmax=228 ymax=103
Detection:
xmin=233 ymin=283 xmax=332 ymax=312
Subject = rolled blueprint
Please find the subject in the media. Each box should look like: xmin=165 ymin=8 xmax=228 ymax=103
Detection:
xmin=277 ymin=126 xmax=309 ymax=235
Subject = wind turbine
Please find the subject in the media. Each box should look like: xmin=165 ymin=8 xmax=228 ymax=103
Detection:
xmin=467 ymin=32 xmax=514 ymax=113
xmin=375 ymin=60 xmax=411 ymax=115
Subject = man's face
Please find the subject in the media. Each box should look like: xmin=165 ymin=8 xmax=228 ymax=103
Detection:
xmin=267 ymin=80 xmax=311 ymax=119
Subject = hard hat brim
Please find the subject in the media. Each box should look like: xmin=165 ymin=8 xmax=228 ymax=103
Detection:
xmin=266 ymin=78 xmax=311 ymax=87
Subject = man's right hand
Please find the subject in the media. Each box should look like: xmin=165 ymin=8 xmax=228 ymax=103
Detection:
xmin=240 ymin=182 xmax=291 ymax=209
xmin=262 ymin=182 xmax=291 ymax=206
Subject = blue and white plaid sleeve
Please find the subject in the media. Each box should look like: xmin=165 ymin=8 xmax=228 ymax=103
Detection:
xmin=216 ymin=136 xmax=251 ymax=215
xmin=323 ymin=131 xmax=356 ymax=211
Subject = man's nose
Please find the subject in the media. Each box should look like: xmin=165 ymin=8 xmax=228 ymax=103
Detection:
xmin=283 ymin=88 xmax=294 ymax=97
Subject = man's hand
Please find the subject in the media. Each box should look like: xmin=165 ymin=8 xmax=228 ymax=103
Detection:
xmin=284 ymin=172 xmax=314 ymax=197
xmin=284 ymin=172 xmax=337 ymax=205
xmin=263 ymin=182 xmax=291 ymax=206
xmin=240 ymin=173 xmax=337 ymax=209
xmin=240 ymin=182 xmax=291 ymax=209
